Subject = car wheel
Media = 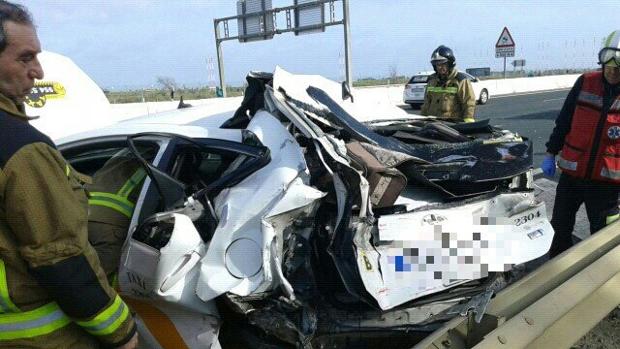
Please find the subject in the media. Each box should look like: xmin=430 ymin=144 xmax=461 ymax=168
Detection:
xmin=478 ymin=89 xmax=489 ymax=105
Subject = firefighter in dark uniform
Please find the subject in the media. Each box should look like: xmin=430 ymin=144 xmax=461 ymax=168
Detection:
xmin=542 ymin=29 xmax=620 ymax=258
xmin=0 ymin=2 xmax=137 ymax=348
xmin=421 ymin=45 xmax=476 ymax=123
xmin=87 ymin=149 xmax=150 ymax=277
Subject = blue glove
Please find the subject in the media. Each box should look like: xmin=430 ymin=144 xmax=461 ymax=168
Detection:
xmin=541 ymin=155 xmax=556 ymax=177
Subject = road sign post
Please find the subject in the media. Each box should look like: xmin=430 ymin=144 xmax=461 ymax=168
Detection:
xmin=495 ymin=27 xmax=515 ymax=79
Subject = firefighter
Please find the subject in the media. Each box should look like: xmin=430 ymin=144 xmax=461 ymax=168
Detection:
xmin=421 ymin=45 xmax=476 ymax=122
xmin=87 ymin=149 xmax=149 ymax=277
xmin=88 ymin=148 xmax=224 ymax=348
xmin=0 ymin=1 xmax=137 ymax=348
xmin=542 ymin=29 xmax=620 ymax=258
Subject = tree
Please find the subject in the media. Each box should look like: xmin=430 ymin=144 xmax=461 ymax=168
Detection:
xmin=156 ymin=76 xmax=177 ymax=99
xmin=388 ymin=64 xmax=398 ymax=84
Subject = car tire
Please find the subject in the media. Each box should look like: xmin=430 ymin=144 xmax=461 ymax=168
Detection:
xmin=478 ymin=89 xmax=489 ymax=105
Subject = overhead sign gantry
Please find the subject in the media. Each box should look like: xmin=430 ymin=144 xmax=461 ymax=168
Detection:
xmin=213 ymin=0 xmax=352 ymax=97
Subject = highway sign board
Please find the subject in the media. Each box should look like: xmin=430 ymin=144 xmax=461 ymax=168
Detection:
xmin=294 ymin=0 xmax=325 ymax=35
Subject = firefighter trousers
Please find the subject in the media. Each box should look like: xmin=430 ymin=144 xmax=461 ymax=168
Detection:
xmin=549 ymin=173 xmax=619 ymax=258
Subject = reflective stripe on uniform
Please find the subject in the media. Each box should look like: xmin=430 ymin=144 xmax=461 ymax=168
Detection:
xmin=557 ymin=156 xmax=578 ymax=171
xmin=577 ymin=91 xmax=603 ymax=109
xmin=426 ymin=86 xmax=458 ymax=94
xmin=75 ymin=295 xmax=129 ymax=336
xmin=117 ymin=168 xmax=146 ymax=197
xmin=606 ymin=213 xmax=620 ymax=225
xmin=65 ymin=164 xmax=71 ymax=177
xmin=0 ymin=302 xmax=70 ymax=340
xmin=0 ymin=260 xmax=19 ymax=313
xmin=600 ymin=167 xmax=620 ymax=180
xmin=463 ymin=118 xmax=475 ymax=123
xmin=610 ymin=98 xmax=620 ymax=113
xmin=88 ymin=168 xmax=146 ymax=218
xmin=0 ymin=262 xmax=72 ymax=340
xmin=88 ymin=193 xmax=135 ymax=218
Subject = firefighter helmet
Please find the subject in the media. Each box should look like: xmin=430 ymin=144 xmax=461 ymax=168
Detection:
xmin=430 ymin=45 xmax=456 ymax=69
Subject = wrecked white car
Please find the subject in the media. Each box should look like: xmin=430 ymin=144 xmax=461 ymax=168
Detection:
xmin=58 ymin=68 xmax=553 ymax=348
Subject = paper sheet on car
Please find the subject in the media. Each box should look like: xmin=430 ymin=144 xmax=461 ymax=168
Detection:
xmin=357 ymin=202 xmax=553 ymax=310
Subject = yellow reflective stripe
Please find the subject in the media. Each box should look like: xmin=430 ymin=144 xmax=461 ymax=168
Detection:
xmin=0 ymin=260 xmax=19 ymax=313
xmin=463 ymin=118 xmax=475 ymax=123
xmin=606 ymin=214 xmax=619 ymax=225
xmin=0 ymin=302 xmax=71 ymax=340
xmin=65 ymin=164 xmax=71 ymax=177
xmin=75 ymin=295 xmax=129 ymax=336
xmin=88 ymin=192 xmax=135 ymax=218
xmin=426 ymin=86 xmax=458 ymax=94
xmin=110 ymin=273 xmax=119 ymax=289
xmin=117 ymin=168 xmax=146 ymax=198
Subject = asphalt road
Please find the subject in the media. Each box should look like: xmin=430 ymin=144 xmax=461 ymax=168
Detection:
xmin=475 ymin=89 xmax=571 ymax=168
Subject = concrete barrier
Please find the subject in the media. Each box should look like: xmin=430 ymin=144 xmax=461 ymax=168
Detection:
xmin=108 ymin=74 xmax=581 ymax=122
xmin=110 ymin=96 xmax=244 ymax=121
xmin=476 ymin=74 xmax=579 ymax=97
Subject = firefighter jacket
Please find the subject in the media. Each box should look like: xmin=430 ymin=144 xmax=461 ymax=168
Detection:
xmin=546 ymin=72 xmax=620 ymax=183
xmin=421 ymin=67 xmax=476 ymax=122
xmin=88 ymin=150 xmax=147 ymax=276
xmin=0 ymin=93 xmax=136 ymax=348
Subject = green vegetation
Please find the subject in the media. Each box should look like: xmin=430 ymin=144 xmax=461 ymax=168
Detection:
xmin=104 ymin=86 xmax=245 ymax=104
xmin=353 ymin=76 xmax=409 ymax=87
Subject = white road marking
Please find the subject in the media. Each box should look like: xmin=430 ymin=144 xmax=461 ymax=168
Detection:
xmin=543 ymin=98 xmax=566 ymax=102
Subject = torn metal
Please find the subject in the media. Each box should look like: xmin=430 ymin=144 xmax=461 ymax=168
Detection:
xmin=118 ymin=67 xmax=554 ymax=348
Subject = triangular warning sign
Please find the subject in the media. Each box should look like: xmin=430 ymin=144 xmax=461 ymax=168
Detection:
xmin=496 ymin=27 xmax=515 ymax=47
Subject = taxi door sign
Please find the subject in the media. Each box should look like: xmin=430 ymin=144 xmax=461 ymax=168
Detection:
xmin=495 ymin=27 xmax=515 ymax=58
xmin=25 ymin=81 xmax=67 ymax=108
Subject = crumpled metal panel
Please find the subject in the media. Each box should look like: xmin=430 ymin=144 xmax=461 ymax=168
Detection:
xmin=196 ymin=110 xmax=313 ymax=302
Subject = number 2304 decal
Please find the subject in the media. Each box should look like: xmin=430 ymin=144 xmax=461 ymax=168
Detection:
xmin=514 ymin=209 xmax=542 ymax=226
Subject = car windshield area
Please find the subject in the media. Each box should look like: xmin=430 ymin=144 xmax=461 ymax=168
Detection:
xmin=62 ymin=140 xmax=159 ymax=177
xmin=408 ymin=75 xmax=429 ymax=83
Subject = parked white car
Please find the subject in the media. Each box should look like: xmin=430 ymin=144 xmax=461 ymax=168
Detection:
xmin=58 ymin=67 xmax=550 ymax=348
xmin=403 ymin=71 xmax=491 ymax=108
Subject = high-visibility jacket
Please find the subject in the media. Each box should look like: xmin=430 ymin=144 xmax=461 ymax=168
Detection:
xmin=557 ymin=71 xmax=620 ymax=183
xmin=0 ymin=94 xmax=135 ymax=348
xmin=421 ymin=67 xmax=476 ymax=122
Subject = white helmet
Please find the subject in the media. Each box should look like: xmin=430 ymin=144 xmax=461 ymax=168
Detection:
xmin=599 ymin=30 xmax=620 ymax=67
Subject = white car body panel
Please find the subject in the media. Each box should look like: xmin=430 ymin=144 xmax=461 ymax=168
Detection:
xmin=273 ymin=66 xmax=424 ymax=122
xmin=195 ymin=110 xmax=314 ymax=301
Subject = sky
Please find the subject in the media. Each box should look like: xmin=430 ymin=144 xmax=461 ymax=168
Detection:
xmin=20 ymin=0 xmax=620 ymax=90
